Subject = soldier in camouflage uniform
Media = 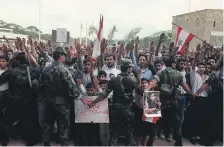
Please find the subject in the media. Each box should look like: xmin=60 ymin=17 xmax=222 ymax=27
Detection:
xmin=148 ymin=58 xmax=193 ymax=146
xmin=39 ymin=47 xmax=82 ymax=146
xmin=88 ymin=61 xmax=138 ymax=146
xmin=0 ymin=52 xmax=41 ymax=146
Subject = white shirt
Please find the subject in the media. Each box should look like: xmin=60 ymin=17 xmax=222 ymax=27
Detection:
xmin=102 ymin=65 xmax=121 ymax=80
xmin=0 ymin=69 xmax=8 ymax=91
xmin=190 ymin=70 xmax=208 ymax=97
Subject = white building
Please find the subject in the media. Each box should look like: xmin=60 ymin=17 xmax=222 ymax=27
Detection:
xmin=0 ymin=28 xmax=28 ymax=41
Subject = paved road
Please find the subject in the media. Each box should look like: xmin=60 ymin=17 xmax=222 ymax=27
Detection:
xmin=7 ymin=138 xmax=223 ymax=146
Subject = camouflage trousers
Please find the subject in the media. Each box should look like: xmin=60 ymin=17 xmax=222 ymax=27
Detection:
xmin=42 ymin=99 xmax=70 ymax=146
xmin=109 ymin=103 xmax=135 ymax=145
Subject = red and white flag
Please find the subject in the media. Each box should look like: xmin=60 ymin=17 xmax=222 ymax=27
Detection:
xmin=175 ymin=26 xmax=194 ymax=54
xmin=92 ymin=15 xmax=103 ymax=58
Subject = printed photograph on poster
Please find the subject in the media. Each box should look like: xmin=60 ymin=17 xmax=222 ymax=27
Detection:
xmin=143 ymin=91 xmax=161 ymax=117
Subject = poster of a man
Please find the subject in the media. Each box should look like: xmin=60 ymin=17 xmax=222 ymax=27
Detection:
xmin=143 ymin=91 xmax=161 ymax=116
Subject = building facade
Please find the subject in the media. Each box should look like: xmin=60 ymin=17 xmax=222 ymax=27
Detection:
xmin=172 ymin=9 xmax=223 ymax=51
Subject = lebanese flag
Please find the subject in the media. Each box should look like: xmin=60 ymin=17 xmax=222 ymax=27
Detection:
xmin=142 ymin=113 xmax=160 ymax=124
xmin=92 ymin=15 xmax=103 ymax=58
xmin=175 ymin=26 xmax=194 ymax=54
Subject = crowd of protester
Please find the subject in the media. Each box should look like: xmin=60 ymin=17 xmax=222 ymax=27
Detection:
xmin=0 ymin=34 xmax=223 ymax=146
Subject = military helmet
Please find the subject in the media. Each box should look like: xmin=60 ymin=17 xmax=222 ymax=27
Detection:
xmin=54 ymin=46 xmax=66 ymax=55
xmin=53 ymin=46 xmax=66 ymax=60
xmin=120 ymin=60 xmax=134 ymax=68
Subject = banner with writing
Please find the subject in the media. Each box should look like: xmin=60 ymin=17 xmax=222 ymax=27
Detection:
xmin=75 ymin=96 xmax=109 ymax=123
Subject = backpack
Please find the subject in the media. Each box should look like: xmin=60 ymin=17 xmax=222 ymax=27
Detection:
xmin=160 ymin=69 xmax=174 ymax=98
xmin=160 ymin=69 xmax=180 ymax=108
xmin=11 ymin=66 xmax=34 ymax=93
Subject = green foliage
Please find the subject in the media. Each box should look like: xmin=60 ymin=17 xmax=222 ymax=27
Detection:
xmin=88 ymin=26 xmax=98 ymax=37
xmin=0 ymin=20 xmax=77 ymax=44
xmin=107 ymin=25 xmax=118 ymax=44
xmin=139 ymin=30 xmax=172 ymax=49
xmin=124 ymin=27 xmax=141 ymax=41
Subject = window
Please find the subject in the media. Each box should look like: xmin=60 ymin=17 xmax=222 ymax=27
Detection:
xmin=213 ymin=21 xmax=216 ymax=27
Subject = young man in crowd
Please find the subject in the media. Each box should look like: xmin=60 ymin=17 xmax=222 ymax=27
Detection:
xmin=187 ymin=62 xmax=208 ymax=144
xmin=185 ymin=60 xmax=193 ymax=74
xmin=133 ymin=78 xmax=158 ymax=146
xmin=134 ymin=54 xmax=153 ymax=80
xmin=194 ymin=56 xmax=223 ymax=145
xmin=102 ymin=54 xmax=121 ymax=80
xmin=175 ymin=52 xmax=182 ymax=61
xmin=176 ymin=59 xmax=187 ymax=135
xmin=154 ymin=59 xmax=164 ymax=73
xmin=205 ymin=63 xmax=212 ymax=75
xmin=0 ymin=55 xmax=9 ymax=146
xmin=75 ymin=59 xmax=92 ymax=87
xmin=78 ymin=83 xmax=101 ymax=146
xmin=97 ymin=70 xmax=107 ymax=82
xmin=207 ymin=57 xmax=216 ymax=70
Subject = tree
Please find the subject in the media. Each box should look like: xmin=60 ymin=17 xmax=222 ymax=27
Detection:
xmin=0 ymin=20 xmax=6 ymax=26
xmin=107 ymin=25 xmax=117 ymax=44
xmin=2 ymin=23 xmax=23 ymax=30
xmin=139 ymin=30 xmax=172 ymax=49
xmin=124 ymin=27 xmax=141 ymax=41
xmin=25 ymin=26 xmax=41 ymax=34
xmin=88 ymin=26 xmax=98 ymax=37
xmin=25 ymin=26 xmax=42 ymax=39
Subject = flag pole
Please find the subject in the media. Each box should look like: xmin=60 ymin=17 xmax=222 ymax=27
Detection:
xmin=86 ymin=20 xmax=87 ymax=46
xmin=80 ymin=20 xmax=82 ymax=44
xmin=92 ymin=20 xmax=94 ymax=41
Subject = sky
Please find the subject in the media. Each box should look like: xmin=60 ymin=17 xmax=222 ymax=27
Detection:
xmin=0 ymin=0 xmax=223 ymax=39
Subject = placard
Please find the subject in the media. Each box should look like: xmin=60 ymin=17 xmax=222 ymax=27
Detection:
xmin=56 ymin=28 xmax=67 ymax=43
xmin=75 ymin=96 xmax=109 ymax=123
xmin=143 ymin=91 xmax=161 ymax=118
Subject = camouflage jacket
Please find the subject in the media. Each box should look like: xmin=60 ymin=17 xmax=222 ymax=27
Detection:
xmin=40 ymin=61 xmax=82 ymax=103
xmin=0 ymin=64 xmax=39 ymax=97
xmin=106 ymin=73 xmax=138 ymax=105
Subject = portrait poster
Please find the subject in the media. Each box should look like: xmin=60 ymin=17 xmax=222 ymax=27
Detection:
xmin=143 ymin=91 xmax=161 ymax=119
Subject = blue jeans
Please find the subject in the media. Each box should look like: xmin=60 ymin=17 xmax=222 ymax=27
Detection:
xmin=178 ymin=96 xmax=186 ymax=126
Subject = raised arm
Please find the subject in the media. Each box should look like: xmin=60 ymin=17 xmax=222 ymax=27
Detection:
xmin=29 ymin=37 xmax=38 ymax=60
xmin=155 ymin=33 xmax=165 ymax=56
xmin=90 ymin=78 xmax=114 ymax=106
